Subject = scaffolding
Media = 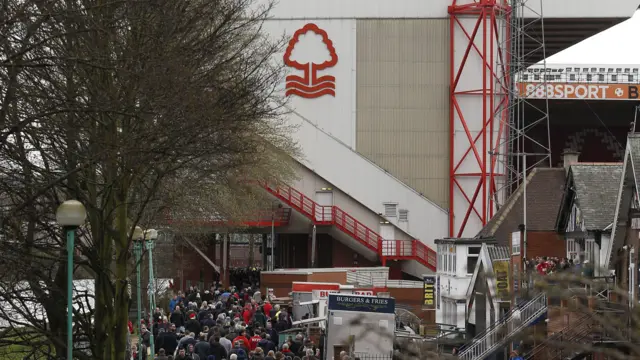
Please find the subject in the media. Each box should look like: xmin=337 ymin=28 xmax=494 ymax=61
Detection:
xmin=500 ymin=0 xmax=552 ymax=199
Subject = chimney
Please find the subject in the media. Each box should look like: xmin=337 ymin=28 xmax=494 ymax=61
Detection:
xmin=562 ymin=149 xmax=580 ymax=173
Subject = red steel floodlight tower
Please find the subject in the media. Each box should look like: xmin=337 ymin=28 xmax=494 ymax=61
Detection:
xmin=448 ymin=0 xmax=512 ymax=237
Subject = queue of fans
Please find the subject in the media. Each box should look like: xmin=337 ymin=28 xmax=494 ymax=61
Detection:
xmin=524 ymin=256 xmax=594 ymax=277
xmin=131 ymin=280 xmax=323 ymax=360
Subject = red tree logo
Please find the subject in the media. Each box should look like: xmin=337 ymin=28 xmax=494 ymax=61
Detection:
xmin=283 ymin=23 xmax=338 ymax=99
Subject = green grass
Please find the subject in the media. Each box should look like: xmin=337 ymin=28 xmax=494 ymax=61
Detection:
xmin=0 ymin=329 xmax=54 ymax=360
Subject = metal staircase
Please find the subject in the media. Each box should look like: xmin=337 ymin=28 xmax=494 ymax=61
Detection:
xmin=458 ymin=293 xmax=548 ymax=360
xmin=524 ymin=314 xmax=592 ymax=360
xmin=263 ymin=182 xmax=437 ymax=271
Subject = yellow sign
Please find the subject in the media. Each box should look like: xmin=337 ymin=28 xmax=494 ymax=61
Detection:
xmin=423 ymin=276 xmax=436 ymax=309
xmin=493 ymin=261 xmax=510 ymax=301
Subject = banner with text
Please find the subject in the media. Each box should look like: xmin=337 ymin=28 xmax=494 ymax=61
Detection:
xmin=493 ymin=261 xmax=511 ymax=301
xmin=518 ymin=82 xmax=640 ymax=100
xmin=423 ymin=276 xmax=436 ymax=309
xmin=328 ymin=294 xmax=395 ymax=314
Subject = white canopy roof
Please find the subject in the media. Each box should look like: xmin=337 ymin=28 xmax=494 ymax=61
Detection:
xmin=541 ymin=10 xmax=640 ymax=66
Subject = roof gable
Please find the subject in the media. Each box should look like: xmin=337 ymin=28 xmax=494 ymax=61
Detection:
xmin=477 ymin=168 xmax=566 ymax=243
xmin=557 ymin=164 xmax=623 ymax=231
xmin=606 ymin=135 xmax=640 ymax=269
xmin=465 ymin=244 xmax=510 ymax=309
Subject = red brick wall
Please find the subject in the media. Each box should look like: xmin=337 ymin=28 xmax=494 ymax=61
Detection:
xmin=331 ymin=239 xmax=377 ymax=267
xmin=525 ymin=231 xmax=565 ymax=260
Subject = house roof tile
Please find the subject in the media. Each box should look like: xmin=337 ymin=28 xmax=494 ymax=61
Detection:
xmin=569 ymin=163 xmax=623 ymax=230
xmin=476 ymin=168 xmax=566 ymax=246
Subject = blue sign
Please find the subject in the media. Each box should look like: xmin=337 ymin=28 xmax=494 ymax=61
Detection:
xmin=328 ymin=294 xmax=395 ymax=314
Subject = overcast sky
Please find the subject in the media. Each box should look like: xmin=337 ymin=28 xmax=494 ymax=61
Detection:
xmin=543 ymin=10 xmax=640 ymax=65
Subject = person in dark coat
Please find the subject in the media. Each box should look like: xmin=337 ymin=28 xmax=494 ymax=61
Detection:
xmin=156 ymin=326 xmax=179 ymax=357
xmin=194 ymin=333 xmax=210 ymax=360
xmin=208 ymin=336 xmax=228 ymax=360
xmin=253 ymin=309 xmax=267 ymax=329
xmin=171 ymin=306 xmax=186 ymax=330
xmin=257 ymin=333 xmax=276 ymax=354
xmin=201 ymin=313 xmax=215 ymax=329
xmin=185 ymin=313 xmax=202 ymax=335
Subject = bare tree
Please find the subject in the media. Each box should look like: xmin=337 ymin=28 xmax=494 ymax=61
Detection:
xmin=0 ymin=0 xmax=297 ymax=358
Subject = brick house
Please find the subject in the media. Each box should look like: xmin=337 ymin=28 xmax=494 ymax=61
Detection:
xmin=555 ymin=162 xmax=622 ymax=274
xmin=476 ymin=166 xmax=567 ymax=280
xmin=608 ymin=134 xmax=640 ymax=302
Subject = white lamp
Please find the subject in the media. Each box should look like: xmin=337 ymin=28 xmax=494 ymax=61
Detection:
xmin=132 ymin=226 xmax=144 ymax=241
xmin=144 ymin=229 xmax=158 ymax=241
xmin=55 ymin=200 xmax=87 ymax=227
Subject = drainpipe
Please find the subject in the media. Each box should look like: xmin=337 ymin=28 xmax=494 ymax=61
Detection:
xmin=630 ymin=247 xmax=635 ymax=309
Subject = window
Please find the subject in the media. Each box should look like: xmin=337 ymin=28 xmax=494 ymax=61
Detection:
xmin=444 ymin=301 xmax=457 ymax=326
xmin=399 ymin=209 xmax=409 ymax=222
xmin=511 ymin=232 xmax=521 ymax=255
xmin=449 ymin=246 xmax=457 ymax=274
xmin=437 ymin=244 xmax=456 ymax=275
xmin=383 ymin=203 xmax=397 ymax=218
xmin=467 ymin=247 xmax=480 ymax=275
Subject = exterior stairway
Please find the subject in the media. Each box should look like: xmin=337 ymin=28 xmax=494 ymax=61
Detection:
xmin=524 ymin=313 xmax=592 ymax=360
xmin=263 ymin=182 xmax=437 ymax=271
xmin=458 ymin=293 xmax=548 ymax=360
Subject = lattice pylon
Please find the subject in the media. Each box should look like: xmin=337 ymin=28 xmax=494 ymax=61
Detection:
xmin=493 ymin=0 xmax=552 ymax=200
xmin=449 ymin=0 xmax=512 ymax=238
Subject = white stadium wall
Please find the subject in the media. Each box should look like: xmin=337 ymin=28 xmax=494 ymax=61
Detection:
xmin=262 ymin=20 xmax=357 ymax=147
xmin=258 ymin=0 xmax=639 ymax=253
xmin=262 ymin=17 xmax=449 ymax=254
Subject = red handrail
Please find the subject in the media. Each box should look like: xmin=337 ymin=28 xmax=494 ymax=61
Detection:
xmin=263 ymin=182 xmax=436 ymax=271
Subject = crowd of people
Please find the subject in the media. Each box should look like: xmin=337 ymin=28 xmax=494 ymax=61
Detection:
xmin=524 ymin=256 xmax=593 ymax=277
xmin=131 ymin=283 xmax=323 ymax=360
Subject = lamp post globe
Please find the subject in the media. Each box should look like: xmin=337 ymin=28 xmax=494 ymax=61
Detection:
xmin=144 ymin=229 xmax=158 ymax=241
xmin=56 ymin=200 xmax=87 ymax=227
xmin=132 ymin=226 xmax=144 ymax=241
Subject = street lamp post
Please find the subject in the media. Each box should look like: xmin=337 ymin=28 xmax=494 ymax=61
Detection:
xmin=270 ymin=204 xmax=282 ymax=271
xmin=131 ymin=226 xmax=144 ymax=359
xmin=144 ymin=229 xmax=158 ymax=358
xmin=55 ymin=200 xmax=87 ymax=360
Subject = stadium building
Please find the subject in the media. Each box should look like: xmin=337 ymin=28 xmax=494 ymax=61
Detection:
xmin=173 ymin=0 xmax=640 ymax=286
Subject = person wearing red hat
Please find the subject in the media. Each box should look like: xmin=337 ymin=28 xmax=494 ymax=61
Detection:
xmin=185 ymin=312 xmax=201 ymax=335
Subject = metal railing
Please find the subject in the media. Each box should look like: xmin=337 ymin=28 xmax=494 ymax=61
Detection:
xmin=457 ymin=293 xmax=548 ymax=360
xmin=263 ymin=182 xmax=438 ymax=271
xmin=524 ymin=313 xmax=592 ymax=360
